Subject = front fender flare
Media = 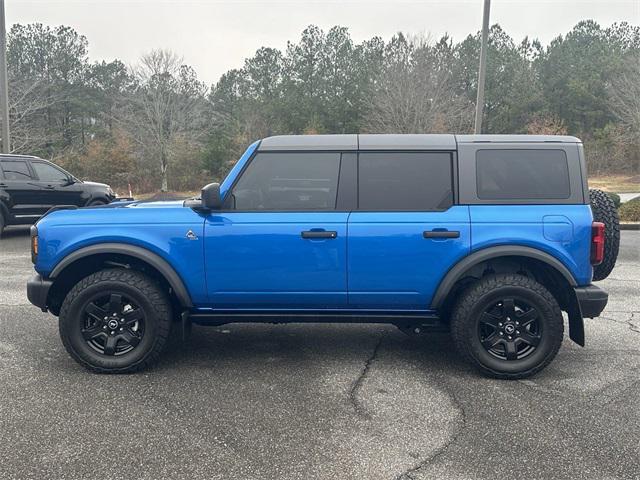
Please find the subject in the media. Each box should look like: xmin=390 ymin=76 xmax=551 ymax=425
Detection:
xmin=49 ymin=243 xmax=193 ymax=308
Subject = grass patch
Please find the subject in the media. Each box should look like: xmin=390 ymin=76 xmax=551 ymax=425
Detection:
xmin=589 ymin=174 xmax=640 ymax=193
xmin=619 ymin=197 xmax=640 ymax=222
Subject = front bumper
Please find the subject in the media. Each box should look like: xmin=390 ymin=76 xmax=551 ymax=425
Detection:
xmin=575 ymin=285 xmax=608 ymax=318
xmin=27 ymin=274 xmax=52 ymax=312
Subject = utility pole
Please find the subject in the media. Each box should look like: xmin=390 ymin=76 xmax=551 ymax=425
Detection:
xmin=474 ymin=0 xmax=491 ymax=134
xmin=0 ymin=0 xmax=9 ymax=153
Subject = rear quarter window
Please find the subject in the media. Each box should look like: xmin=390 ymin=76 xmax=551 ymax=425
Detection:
xmin=476 ymin=149 xmax=570 ymax=200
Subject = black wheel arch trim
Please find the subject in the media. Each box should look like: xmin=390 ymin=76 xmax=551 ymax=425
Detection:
xmin=49 ymin=243 xmax=193 ymax=308
xmin=0 ymin=201 xmax=9 ymax=221
xmin=430 ymin=245 xmax=578 ymax=310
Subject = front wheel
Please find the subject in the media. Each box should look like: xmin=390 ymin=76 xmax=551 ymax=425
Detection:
xmin=450 ymin=274 xmax=563 ymax=379
xmin=59 ymin=269 xmax=172 ymax=373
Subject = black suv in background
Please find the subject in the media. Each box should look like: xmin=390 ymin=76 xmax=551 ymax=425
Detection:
xmin=0 ymin=155 xmax=115 ymax=234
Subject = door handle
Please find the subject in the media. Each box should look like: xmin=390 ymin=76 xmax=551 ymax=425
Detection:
xmin=423 ymin=230 xmax=460 ymax=239
xmin=44 ymin=185 xmax=55 ymax=189
xmin=301 ymin=230 xmax=338 ymax=239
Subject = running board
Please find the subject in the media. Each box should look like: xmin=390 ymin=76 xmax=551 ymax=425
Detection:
xmin=188 ymin=311 xmax=445 ymax=329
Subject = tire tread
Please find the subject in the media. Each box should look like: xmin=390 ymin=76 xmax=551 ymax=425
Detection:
xmin=589 ymin=188 xmax=620 ymax=281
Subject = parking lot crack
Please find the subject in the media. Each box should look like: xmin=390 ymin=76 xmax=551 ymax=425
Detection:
xmin=601 ymin=312 xmax=640 ymax=335
xmin=394 ymin=388 xmax=467 ymax=480
xmin=628 ymin=312 xmax=640 ymax=334
xmin=349 ymin=334 xmax=384 ymax=418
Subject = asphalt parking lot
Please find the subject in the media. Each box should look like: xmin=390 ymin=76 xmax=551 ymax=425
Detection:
xmin=0 ymin=227 xmax=638 ymax=480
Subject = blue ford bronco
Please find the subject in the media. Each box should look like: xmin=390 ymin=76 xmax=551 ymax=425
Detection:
xmin=26 ymin=134 xmax=618 ymax=378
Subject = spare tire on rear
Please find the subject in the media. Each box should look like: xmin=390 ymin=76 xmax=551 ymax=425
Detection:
xmin=589 ymin=189 xmax=620 ymax=281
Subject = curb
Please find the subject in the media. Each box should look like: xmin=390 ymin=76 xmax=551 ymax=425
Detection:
xmin=620 ymin=223 xmax=640 ymax=231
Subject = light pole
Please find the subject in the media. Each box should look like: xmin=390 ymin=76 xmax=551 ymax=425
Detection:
xmin=474 ymin=0 xmax=491 ymax=134
xmin=0 ymin=0 xmax=9 ymax=152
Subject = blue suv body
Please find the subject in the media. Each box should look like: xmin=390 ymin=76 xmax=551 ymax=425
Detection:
xmin=27 ymin=134 xmax=610 ymax=378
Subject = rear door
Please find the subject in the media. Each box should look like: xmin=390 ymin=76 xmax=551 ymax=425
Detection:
xmin=204 ymin=150 xmax=352 ymax=309
xmin=0 ymin=158 xmax=43 ymax=221
xmin=347 ymin=151 xmax=470 ymax=310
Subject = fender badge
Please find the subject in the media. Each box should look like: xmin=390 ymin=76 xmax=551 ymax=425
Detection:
xmin=186 ymin=230 xmax=198 ymax=240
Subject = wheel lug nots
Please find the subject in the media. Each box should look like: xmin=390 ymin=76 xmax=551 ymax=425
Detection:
xmin=499 ymin=332 xmax=504 ymax=336
xmin=498 ymin=323 xmax=503 ymax=327
xmin=103 ymin=325 xmax=107 ymax=329
xmin=516 ymin=330 xmax=520 ymax=335
xmin=119 ymin=327 xmax=123 ymax=331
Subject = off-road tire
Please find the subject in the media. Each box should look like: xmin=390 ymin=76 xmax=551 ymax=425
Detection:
xmin=450 ymin=274 xmax=564 ymax=380
xmin=59 ymin=268 xmax=172 ymax=373
xmin=589 ymin=188 xmax=620 ymax=281
xmin=87 ymin=199 xmax=107 ymax=207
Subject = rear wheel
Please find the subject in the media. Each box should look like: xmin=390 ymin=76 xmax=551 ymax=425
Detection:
xmin=59 ymin=268 xmax=172 ymax=373
xmin=589 ymin=188 xmax=620 ymax=281
xmin=87 ymin=199 xmax=107 ymax=207
xmin=450 ymin=274 xmax=563 ymax=379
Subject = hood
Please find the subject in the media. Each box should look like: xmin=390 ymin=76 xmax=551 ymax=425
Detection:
xmin=82 ymin=199 xmax=186 ymax=209
xmin=127 ymin=200 xmax=186 ymax=209
xmin=82 ymin=180 xmax=111 ymax=189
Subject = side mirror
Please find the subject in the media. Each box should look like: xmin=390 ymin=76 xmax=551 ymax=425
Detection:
xmin=201 ymin=182 xmax=222 ymax=210
xmin=65 ymin=176 xmax=76 ymax=186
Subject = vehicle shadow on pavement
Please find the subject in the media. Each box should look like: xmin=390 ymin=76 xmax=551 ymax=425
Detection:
xmin=157 ymin=322 xmax=469 ymax=376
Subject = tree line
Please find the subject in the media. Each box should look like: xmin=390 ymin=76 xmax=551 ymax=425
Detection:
xmin=5 ymin=20 xmax=639 ymax=193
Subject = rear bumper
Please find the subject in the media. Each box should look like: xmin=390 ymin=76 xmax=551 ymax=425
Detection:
xmin=575 ymin=285 xmax=608 ymax=318
xmin=27 ymin=274 xmax=52 ymax=312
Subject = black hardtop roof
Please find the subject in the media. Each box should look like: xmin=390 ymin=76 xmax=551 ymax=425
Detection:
xmin=257 ymin=134 xmax=582 ymax=151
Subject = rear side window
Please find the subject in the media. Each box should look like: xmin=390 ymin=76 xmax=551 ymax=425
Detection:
xmin=358 ymin=152 xmax=453 ymax=210
xmin=476 ymin=149 xmax=570 ymax=200
xmin=0 ymin=160 xmax=33 ymax=180
xmin=230 ymin=152 xmax=341 ymax=210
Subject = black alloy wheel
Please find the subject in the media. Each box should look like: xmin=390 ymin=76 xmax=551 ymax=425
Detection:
xmin=81 ymin=293 xmax=145 ymax=356
xmin=478 ymin=297 xmax=541 ymax=361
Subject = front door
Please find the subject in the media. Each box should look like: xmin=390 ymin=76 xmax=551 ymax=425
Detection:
xmin=348 ymin=151 xmax=471 ymax=310
xmin=30 ymin=160 xmax=84 ymax=208
xmin=204 ymin=150 xmax=350 ymax=309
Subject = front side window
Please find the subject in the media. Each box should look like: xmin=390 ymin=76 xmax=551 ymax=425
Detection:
xmin=476 ymin=149 xmax=570 ymax=200
xmin=32 ymin=162 xmax=68 ymax=182
xmin=358 ymin=152 xmax=453 ymax=210
xmin=230 ymin=152 xmax=341 ymax=210
xmin=0 ymin=160 xmax=33 ymax=180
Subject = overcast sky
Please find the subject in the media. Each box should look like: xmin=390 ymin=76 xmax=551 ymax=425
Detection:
xmin=7 ymin=0 xmax=640 ymax=85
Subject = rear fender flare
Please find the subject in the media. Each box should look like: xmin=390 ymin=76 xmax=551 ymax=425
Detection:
xmin=431 ymin=245 xmax=578 ymax=309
